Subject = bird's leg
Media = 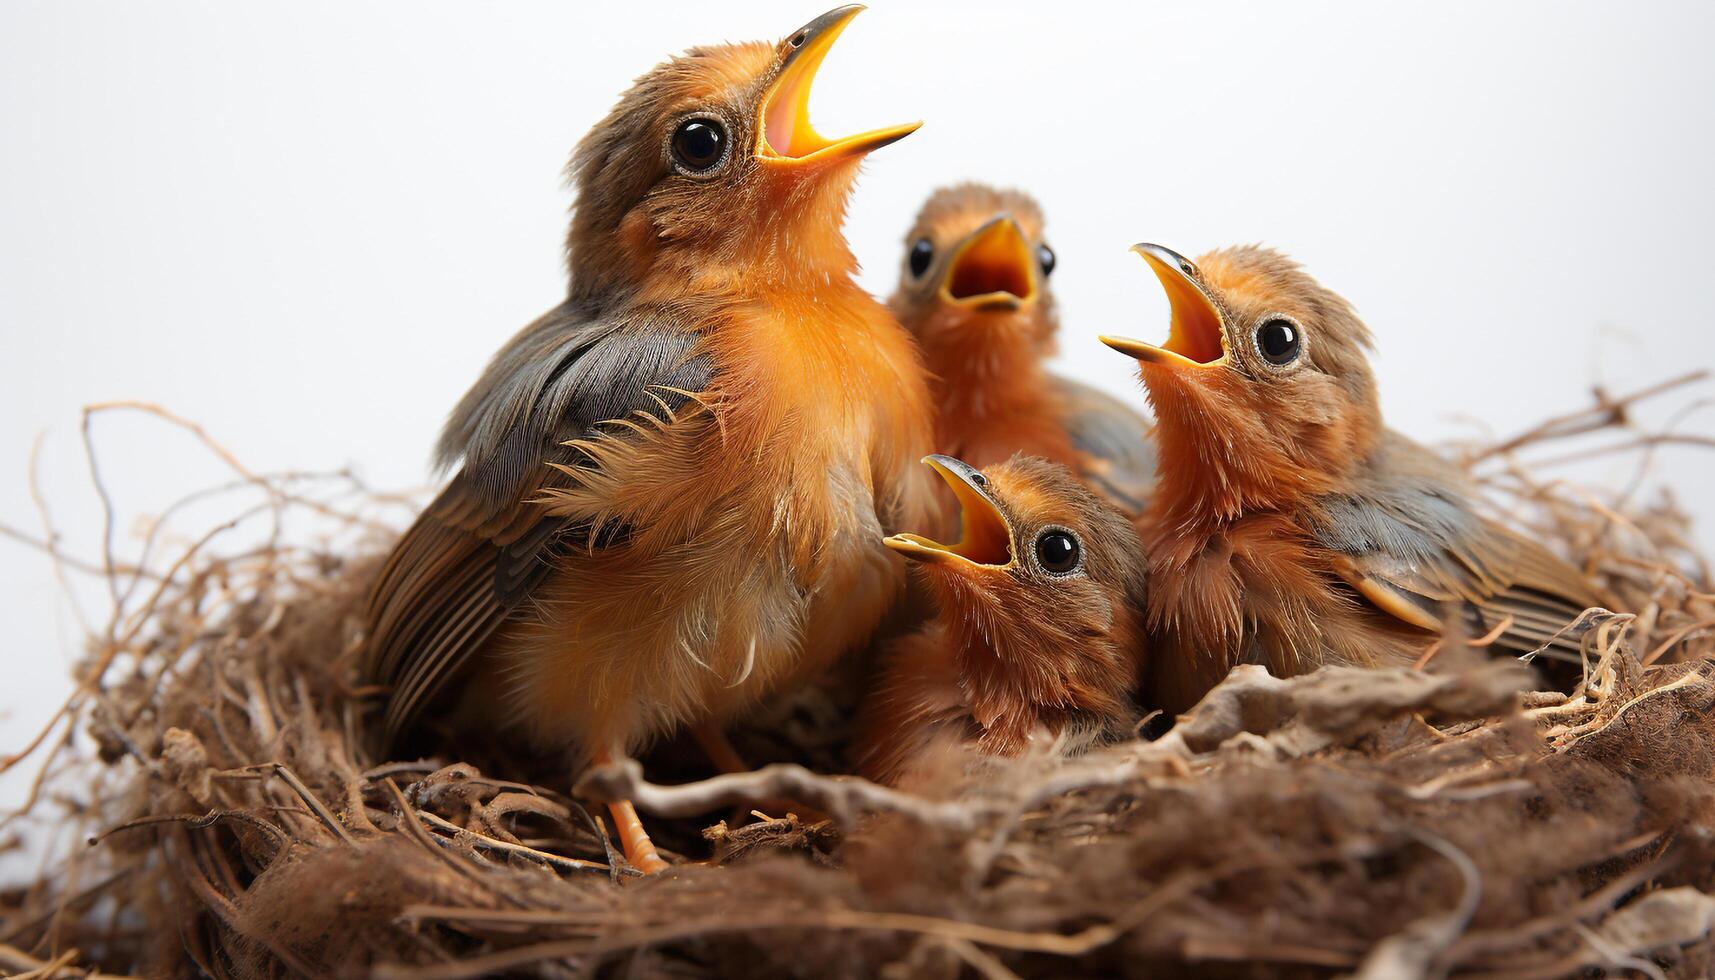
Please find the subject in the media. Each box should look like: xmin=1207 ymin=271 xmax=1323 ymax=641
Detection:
xmin=590 ymin=748 xmax=669 ymax=874
xmin=692 ymin=721 xmax=749 ymax=774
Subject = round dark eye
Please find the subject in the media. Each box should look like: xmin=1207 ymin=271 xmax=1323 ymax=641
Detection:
xmin=1255 ymin=317 xmax=1302 ymax=365
xmin=1037 ymin=243 xmax=1056 ymax=276
xmin=1034 ymin=529 xmax=1080 ymax=574
xmin=908 ymin=238 xmax=933 ymax=278
xmin=671 ymin=118 xmax=727 ymax=173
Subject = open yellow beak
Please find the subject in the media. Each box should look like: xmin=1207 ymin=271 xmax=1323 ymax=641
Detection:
xmin=883 ymin=455 xmax=1013 ymax=569
xmin=757 ymin=6 xmax=921 ymax=166
xmin=1101 ymin=243 xmax=1228 ymax=370
xmin=939 ymin=215 xmax=1037 ymax=311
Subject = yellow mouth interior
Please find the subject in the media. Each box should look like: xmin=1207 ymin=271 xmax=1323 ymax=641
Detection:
xmin=758 ymin=10 xmax=920 ymax=163
xmin=884 ymin=458 xmax=1012 ymax=567
xmin=1137 ymin=249 xmax=1226 ymax=366
xmin=944 ymin=219 xmax=1035 ymax=306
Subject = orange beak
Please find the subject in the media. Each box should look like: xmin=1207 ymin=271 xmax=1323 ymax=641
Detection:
xmin=1101 ymin=243 xmax=1228 ymax=371
xmin=938 ymin=215 xmax=1038 ymax=311
xmin=883 ymin=455 xmax=1013 ymax=569
xmin=757 ymin=6 xmax=921 ymax=166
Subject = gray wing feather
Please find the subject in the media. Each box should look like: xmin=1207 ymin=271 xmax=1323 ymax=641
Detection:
xmin=367 ymin=302 xmax=713 ymax=748
xmin=1312 ymin=436 xmax=1600 ymax=658
xmin=1051 ymin=375 xmax=1156 ymax=512
xmin=438 ymin=307 xmax=712 ymax=523
xmin=1314 ymin=486 xmax=1474 ymax=572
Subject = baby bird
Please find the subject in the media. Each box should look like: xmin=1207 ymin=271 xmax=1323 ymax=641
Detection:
xmin=856 ymin=454 xmax=1146 ymax=786
xmin=1103 ymin=244 xmax=1603 ymax=712
xmin=889 ymin=185 xmax=1155 ymax=513
xmin=363 ymin=7 xmax=935 ymax=872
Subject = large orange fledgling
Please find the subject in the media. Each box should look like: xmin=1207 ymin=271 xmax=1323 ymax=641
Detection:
xmin=361 ymin=7 xmax=934 ymax=872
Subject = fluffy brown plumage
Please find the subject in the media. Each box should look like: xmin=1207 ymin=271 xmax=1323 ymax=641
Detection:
xmin=1103 ymin=244 xmax=1606 ymax=713
xmin=855 ymin=455 xmax=1146 ymax=785
xmin=888 ymin=184 xmax=1155 ymax=513
xmin=362 ymin=6 xmax=934 ymax=871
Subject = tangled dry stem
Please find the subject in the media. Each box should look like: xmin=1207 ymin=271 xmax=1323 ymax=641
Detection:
xmin=1 ymin=379 xmax=1713 ymax=978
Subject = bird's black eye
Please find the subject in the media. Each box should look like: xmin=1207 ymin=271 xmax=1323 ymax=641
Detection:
xmin=671 ymin=118 xmax=727 ymax=174
xmin=908 ymin=238 xmax=933 ymax=279
xmin=1034 ymin=529 xmax=1080 ymax=574
xmin=1037 ymin=243 xmax=1056 ymax=277
xmin=1255 ymin=317 xmax=1302 ymax=366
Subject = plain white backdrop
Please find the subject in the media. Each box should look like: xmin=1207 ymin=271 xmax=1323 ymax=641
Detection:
xmin=3 ymin=1 xmax=1713 ymax=817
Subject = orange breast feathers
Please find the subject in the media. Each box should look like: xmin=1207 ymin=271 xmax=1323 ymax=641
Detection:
xmin=912 ymin=306 xmax=1078 ymax=471
xmin=504 ymin=285 xmax=935 ymax=755
xmin=1140 ymin=509 xmax=1429 ymax=713
xmin=715 ymin=283 xmax=939 ymax=548
xmin=540 ymin=282 xmax=937 ymax=580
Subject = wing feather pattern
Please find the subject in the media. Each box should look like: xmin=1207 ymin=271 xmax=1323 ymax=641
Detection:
xmin=1051 ymin=375 xmax=1156 ymax=513
xmin=1315 ymin=435 xmax=1603 ymax=660
xmin=364 ymin=303 xmax=713 ymax=749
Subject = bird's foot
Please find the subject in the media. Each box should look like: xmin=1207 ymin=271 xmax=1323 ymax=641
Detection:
xmin=606 ymin=797 xmax=669 ymax=874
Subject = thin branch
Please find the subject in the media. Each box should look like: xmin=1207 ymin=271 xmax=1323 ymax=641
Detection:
xmin=1349 ymin=830 xmax=1483 ymax=979
xmin=0 ymin=521 xmax=146 ymax=581
xmin=0 ymin=942 xmax=140 ymax=979
xmin=0 ymin=512 xmax=243 ymax=776
xmin=26 ymin=431 xmax=94 ymax=633
xmin=380 ymin=779 xmax=507 ymax=900
xmin=212 ymin=764 xmax=357 ymax=847
xmin=1642 ymin=617 xmax=1715 ymax=666
xmin=414 ymin=811 xmax=610 ymax=875
xmin=576 ymin=758 xmax=992 ymax=830
xmin=1464 ymin=369 xmax=1709 ymax=464
xmin=1519 ymin=433 xmax=1715 ymax=472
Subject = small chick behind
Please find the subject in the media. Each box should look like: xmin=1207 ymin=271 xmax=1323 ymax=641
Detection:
xmin=855 ymin=455 xmax=1147 ymax=786
xmin=889 ymin=184 xmax=1156 ymax=514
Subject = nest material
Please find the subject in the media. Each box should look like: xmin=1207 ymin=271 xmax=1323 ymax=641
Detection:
xmin=2 ymin=382 xmax=1715 ymax=979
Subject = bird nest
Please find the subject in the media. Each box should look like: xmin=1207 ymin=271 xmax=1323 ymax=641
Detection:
xmin=3 ymin=378 xmax=1714 ymax=979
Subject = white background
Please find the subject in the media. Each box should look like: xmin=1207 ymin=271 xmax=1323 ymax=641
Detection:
xmin=3 ymin=1 xmax=1713 ymax=816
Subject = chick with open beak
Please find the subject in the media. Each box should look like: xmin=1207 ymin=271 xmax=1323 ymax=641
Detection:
xmin=1102 ymin=244 xmax=1605 ymax=713
xmin=855 ymin=455 xmax=1147 ymax=786
xmin=363 ymin=6 xmax=934 ymax=873
xmin=889 ymin=185 xmax=1156 ymax=515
